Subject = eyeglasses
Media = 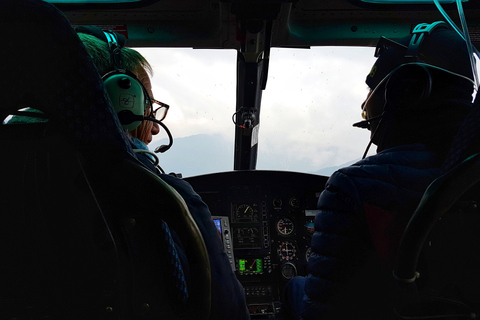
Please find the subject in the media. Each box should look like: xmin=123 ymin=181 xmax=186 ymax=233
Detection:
xmin=152 ymin=99 xmax=170 ymax=121
xmin=146 ymin=97 xmax=170 ymax=121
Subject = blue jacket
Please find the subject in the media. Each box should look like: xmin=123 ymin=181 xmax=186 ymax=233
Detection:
xmin=159 ymin=174 xmax=250 ymax=320
xmin=283 ymin=143 xmax=442 ymax=319
xmin=131 ymin=137 xmax=250 ymax=320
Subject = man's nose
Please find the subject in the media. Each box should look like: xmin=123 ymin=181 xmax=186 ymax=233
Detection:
xmin=152 ymin=122 xmax=160 ymax=135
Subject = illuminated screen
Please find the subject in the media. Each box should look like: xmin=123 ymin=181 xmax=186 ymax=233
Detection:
xmin=213 ymin=219 xmax=222 ymax=234
xmin=305 ymin=209 xmax=320 ymax=217
xmin=238 ymin=258 xmax=263 ymax=274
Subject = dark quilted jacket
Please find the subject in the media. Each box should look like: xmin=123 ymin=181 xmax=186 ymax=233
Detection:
xmin=285 ymin=143 xmax=443 ymax=319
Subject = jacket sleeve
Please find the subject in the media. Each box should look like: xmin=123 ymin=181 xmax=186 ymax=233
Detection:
xmin=301 ymin=170 xmax=371 ymax=319
xmin=160 ymin=174 xmax=250 ymax=320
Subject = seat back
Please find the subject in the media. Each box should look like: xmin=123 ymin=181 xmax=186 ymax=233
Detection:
xmin=0 ymin=122 xmax=122 ymax=318
xmin=0 ymin=1 xmax=210 ymax=319
xmin=391 ymin=38 xmax=480 ymax=314
xmin=394 ymin=152 xmax=480 ymax=318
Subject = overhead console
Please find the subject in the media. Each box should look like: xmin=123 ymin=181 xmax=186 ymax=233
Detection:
xmin=185 ymin=170 xmax=328 ymax=318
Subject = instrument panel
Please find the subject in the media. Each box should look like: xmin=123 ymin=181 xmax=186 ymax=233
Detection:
xmin=185 ymin=170 xmax=328 ymax=318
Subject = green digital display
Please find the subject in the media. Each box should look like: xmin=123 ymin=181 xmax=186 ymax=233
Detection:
xmin=238 ymin=258 xmax=263 ymax=274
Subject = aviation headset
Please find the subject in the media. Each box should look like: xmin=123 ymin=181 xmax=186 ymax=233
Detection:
xmin=383 ymin=22 xmax=446 ymax=111
xmin=355 ymin=21 xmax=475 ymax=158
xmin=357 ymin=21 xmax=475 ymax=128
xmin=76 ymin=26 xmax=174 ymax=158
xmin=102 ymin=68 xmax=148 ymax=131
xmin=76 ymin=26 xmax=150 ymax=131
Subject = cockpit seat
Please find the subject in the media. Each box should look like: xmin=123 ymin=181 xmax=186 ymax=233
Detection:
xmin=394 ymin=147 xmax=480 ymax=319
xmin=0 ymin=0 xmax=210 ymax=319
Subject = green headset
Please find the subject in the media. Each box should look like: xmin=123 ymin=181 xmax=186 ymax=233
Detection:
xmin=101 ymin=30 xmax=150 ymax=131
xmin=102 ymin=68 xmax=148 ymax=131
xmin=76 ymin=26 xmax=149 ymax=131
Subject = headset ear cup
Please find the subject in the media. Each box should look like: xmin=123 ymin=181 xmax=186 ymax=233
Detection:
xmin=102 ymin=70 xmax=146 ymax=131
xmin=385 ymin=64 xmax=432 ymax=110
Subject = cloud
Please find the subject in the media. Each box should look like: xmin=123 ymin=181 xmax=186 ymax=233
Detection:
xmin=137 ymin=48 xmax=236 ymax=138
xmin=257 ymin=47 xmax=376 ymax=171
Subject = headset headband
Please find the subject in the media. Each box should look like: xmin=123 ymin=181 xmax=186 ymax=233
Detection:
xmin=406 ymin=21 xmax=448 ymax=59
xmin=75 ymin=26 xmax=126 ymax=47
xmin=75 ymin=26 xmax=127 ymax=69
xmin=103 ymin=30 xmax=124 ymax=69
xmin=76 ymin=26 xmax=148 ymax=131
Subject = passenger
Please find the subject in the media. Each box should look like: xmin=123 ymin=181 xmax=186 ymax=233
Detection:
xmin=281 ymin=22 xmax=475 ymax=319
xmin=76 ymin=29 xmax=250 ymax=320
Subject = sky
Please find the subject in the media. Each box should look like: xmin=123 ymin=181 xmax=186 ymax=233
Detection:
xmin=136 ymin=46 xmax=378 ymax=177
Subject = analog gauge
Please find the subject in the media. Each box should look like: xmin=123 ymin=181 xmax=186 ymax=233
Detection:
xmin=235 ymin=204 xmax=256 ymax=221
xmin=233 ymin=227 xmax=261 ymax=248
xmin=276 ymin=218 xmax=294 ymax=236
xmin=289 ymin=197 xmax=300 ymax=208
xmin=277 ymin=241 xmax=297 ymax=261
xmin=234 ymin=228 xmax=245 ymax=235
xmin=273 ymin=198 xmax=282 ymax=208
xmin=281 ymin=262 xmax=297 ymax=279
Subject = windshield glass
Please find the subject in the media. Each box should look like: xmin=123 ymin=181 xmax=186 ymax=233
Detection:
xmin=137 ymin=47 xmax=377 ymax=177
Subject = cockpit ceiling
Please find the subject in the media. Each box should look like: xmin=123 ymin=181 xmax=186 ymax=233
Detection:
xmin=57 ymin=0 xmax=480 ymax=48
xmin=46 ymin=0 xmax=142 ymax=3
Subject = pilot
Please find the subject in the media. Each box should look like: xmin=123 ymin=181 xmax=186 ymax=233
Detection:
xmin=76 ymin=29 xmax=250 ymax=320
xmin=281 ymin=22 xmax=475 ymax=319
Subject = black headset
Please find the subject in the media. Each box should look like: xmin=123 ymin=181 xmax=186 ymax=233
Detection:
xmin=355 ymin=21 xmax=475 ymax=158
xmin=382 ymin=21 xmax=474 ymax=112
xmin=382 ymin=22 xmax=449 ymax=111
xmin=384 ymin=63 xmax=433 ymax=111
xmin=356 ymin=21 xmax=474 ymax=129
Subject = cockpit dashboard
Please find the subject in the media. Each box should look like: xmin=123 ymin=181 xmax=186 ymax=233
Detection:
xmin=185 ymin=170 xmax=328 ymax=317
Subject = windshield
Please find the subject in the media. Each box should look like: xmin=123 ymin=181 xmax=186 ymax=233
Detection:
xmin=137 ymin=46 xmax=377 ymax=177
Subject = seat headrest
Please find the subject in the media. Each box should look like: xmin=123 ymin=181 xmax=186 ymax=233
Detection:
xmin=0 ymin=0 xmax=133 ymax=156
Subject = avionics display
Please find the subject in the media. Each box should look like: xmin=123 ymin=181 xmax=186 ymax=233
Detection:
xmin=212 ymin=216 xmax=236 ymax=271
xmin=213 ymin=218 xmax=222 ymax=233
xmin=238 ymin=258 xmax=263 ymax=274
